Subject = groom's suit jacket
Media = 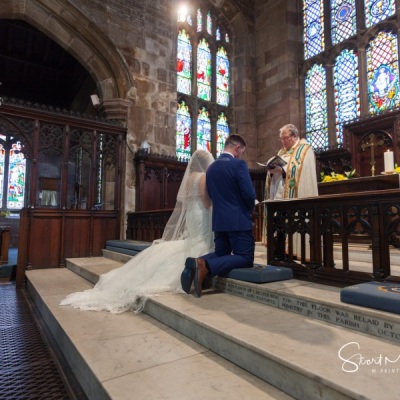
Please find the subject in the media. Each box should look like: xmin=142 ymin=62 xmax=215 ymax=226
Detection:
xmin=206 ymin=153 xmax=256 ymax=232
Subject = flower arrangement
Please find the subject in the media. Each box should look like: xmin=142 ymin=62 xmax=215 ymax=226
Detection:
xmin=320 ymin=169 xmax=356 ymax=183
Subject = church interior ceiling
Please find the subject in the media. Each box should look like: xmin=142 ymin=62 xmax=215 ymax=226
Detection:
xmin=0 ymin=19 xmax=95 ymax=111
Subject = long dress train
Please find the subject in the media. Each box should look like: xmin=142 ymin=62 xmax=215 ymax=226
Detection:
xmin=60 ymin=149 xmax=214 ymax=314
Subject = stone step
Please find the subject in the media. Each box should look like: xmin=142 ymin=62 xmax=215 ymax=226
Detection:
xmin=26 ymin=264 xmax=400 ymax=400
xmin=26 ymin=268 xmax=294 ymax=400
xmin=65 ymin=253 xmax=400 ymax=345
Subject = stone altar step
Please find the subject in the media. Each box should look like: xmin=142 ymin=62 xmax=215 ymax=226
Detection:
xmin=26 ymin=260 xmax=400 ymax=400
xmin=64 ymin=256 xmax=400 ymax=345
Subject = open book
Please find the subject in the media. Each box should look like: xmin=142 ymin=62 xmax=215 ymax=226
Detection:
xmin=257 ymin=155 xmax=287 ymax=170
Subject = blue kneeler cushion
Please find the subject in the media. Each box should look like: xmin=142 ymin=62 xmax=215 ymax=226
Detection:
xmin=225 ymin=264 xmax=293 ymax=283
xmin=341 ymin=281 xmax=400 ymax=314
xmin=105 ymin=240 xmax=151 ymax=256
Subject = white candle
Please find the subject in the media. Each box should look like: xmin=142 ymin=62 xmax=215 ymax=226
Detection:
xmin=384 ymin=150 xmax=394 ymax=172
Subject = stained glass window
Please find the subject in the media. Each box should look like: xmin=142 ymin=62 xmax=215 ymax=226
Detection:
xmin=197 ymin=108 xmax=211 ymax=152
xmin=305 ymin=64 xmax=328 ymax=148
xmin=331 ymin=0 xmax=356 ymax=45
xmin=216 ymin=27 xmax=221 ymax=41
xmin=303 ymin=0 xmax=324 ymax=59
xmin=333 ymin=49 xmax=360 ymax=143
xmin=197 ymin=38 xmax=212 ymax=101
xmin=367 ymin=31 xmax=400 ymax=114
xmin=176 ymin=101 xmax=192 ymax=161
xmin=177 ymin=30 xmax=192 ymax=95
xmin=365 ymin=0 xmax=396 ymax=28
xmin=303 ymin=1 xmax=399 ymax=149
xmin=7 ymin=141 xmax=26 ymax=209
xmin=207 ymin=11 xmax=212 ymax=35
xmin=216 ymin=113 xmax=229 ymax=157
xmin=0 ymin=143 xmax=5 ymax=205
xmin=216 ymin=47 xmax=229 ymax=106
xmin=177 ymin=4 xmax=230 ymax=158
xmin=197 ymin=8 xmax=202 ymax=32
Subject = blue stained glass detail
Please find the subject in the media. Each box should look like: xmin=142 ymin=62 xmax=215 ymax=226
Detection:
xmin=336 ymin=4 xmax=351 ymax=21
xmin=334 ymin=49 xmax=360 ymax=143
xmin=365 ymin=0 xmax=395 ymax=27
xmin=303 ymin=0 xmax=324 ymax=59
xmin=305 ymin=64 xmax=328 ymax=148
xmin=331 ymin=1 xmax=356 ymax=45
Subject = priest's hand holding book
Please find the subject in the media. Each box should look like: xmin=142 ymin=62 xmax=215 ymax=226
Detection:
xmin=257 ymin=155 xmax=287 ymax=176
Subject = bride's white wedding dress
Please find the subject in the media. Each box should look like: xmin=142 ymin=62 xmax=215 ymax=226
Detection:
xmin=60 ymin=150 xmax=214 ymax=314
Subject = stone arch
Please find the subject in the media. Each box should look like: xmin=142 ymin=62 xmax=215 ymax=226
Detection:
xmin=0 ymin=0 xmax=133 ymax=102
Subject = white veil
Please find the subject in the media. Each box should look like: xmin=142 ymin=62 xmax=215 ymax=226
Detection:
xmin=160 ymin=148 xmax=214 ymax=243
xmin=60 ymin=149 xmax=215 ymax=314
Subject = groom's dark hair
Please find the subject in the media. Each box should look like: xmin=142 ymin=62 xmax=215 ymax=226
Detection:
xmin=225 ymin=134 xmax=247 ymax=148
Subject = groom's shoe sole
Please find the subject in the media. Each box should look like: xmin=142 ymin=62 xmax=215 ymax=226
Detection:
xmin=181 ymin=258 xmax=196 ymax=294
xmin=193 ymin=258 xmax=208 ymax=298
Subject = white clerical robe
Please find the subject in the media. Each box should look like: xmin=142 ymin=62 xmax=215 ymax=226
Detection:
xmin=264 ymin=138 xmax=318 ymax=259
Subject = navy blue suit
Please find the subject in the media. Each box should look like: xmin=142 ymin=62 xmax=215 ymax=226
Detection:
xmin=202 ymin=153 xmax=256 ymax=276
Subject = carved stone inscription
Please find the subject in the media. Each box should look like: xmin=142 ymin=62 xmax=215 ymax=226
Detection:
xmin=212 ymin=278 xmax=400 ymax=343
xmin=213 ymin=280 xmax=279 ymax=307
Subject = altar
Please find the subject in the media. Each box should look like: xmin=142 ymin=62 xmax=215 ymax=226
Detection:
xmin=318 ymin=173 xmax=400 ymax=196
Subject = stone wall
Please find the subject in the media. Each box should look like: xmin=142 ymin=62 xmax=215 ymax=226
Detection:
xmin=254 ymin=0 xmax=303 ymax=163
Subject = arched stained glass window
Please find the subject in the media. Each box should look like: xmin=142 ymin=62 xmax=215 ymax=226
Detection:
xmin=7 ymin=141 xmax=26 ymax=209
xmin=331 ymin=0 xmax=356 ymax=45
xmin=197 ymin=108 xmax=211 ymax=152
xmin=305 ymin=64 xmax=328 ymax=148
xmin=365 ymin=0 xmax=396 ymax=28
xmin=216 ymin=47 xmax=229 ymax=106
xmin=0 ymin=136 xmax=26 ymax=210
xmin=197 ymin=8 xmax=202 ymax=32
xmin=176 ymin=101 xmax=192 ymax=161
xmin=197 ymin=38 xmax=212 ymax=101
xmin=333 ymin=49 xmax=360 ymax=143
xmin=303 ymin=0 xmax=324 ymax=59
xmin=177 ymin=30 xmax=192 ymax=95
xmin=367 ymin=30 xmax=400 ymax=114
xmin=177 ymin=5 xmax=231 ymax=158
xmin=303 ymin=1 xmax=400 ymax=149
xmin=207 ymin=11 xmax=212 ymax=35
xmin=216 ymin=112 xmax=229 ymax=157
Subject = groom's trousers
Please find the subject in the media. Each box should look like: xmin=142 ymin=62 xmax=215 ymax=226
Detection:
xmin=201 ymin=230 xmax=254 ymax=277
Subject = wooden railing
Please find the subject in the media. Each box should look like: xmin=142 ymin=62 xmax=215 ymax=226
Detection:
xmin=266 ymin=189 xmax=400 ymax=286
xmin=127 ymin=210 xmax=264 ymax=243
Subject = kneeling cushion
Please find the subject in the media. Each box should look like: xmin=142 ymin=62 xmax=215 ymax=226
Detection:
xmin=226 ymin=264 xmax=293 ymax=283
xmin=341 ymin=281 xmax=400 ymax=314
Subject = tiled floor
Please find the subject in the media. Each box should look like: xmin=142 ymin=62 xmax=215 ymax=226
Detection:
xmin=0 ymin=281 xmax=86 ymax=400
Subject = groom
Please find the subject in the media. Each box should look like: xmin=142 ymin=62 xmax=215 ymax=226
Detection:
xmin=181 ymin=134 xmax=256 ymax=297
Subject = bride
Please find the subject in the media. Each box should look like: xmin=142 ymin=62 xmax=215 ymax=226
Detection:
xmin=60 ymin=149 xmax=215 ymax=313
